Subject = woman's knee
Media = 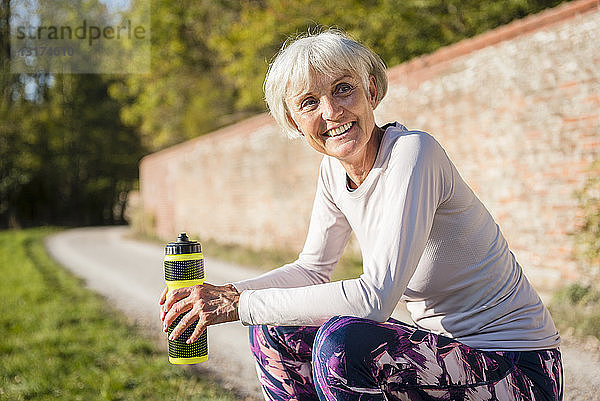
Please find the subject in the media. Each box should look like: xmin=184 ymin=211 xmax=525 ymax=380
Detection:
xmin=313 ymin=316 xmax=372 ymax=363
xmin=312 ymin=316 xmax=391 ymax=399
xmin=313 ymin=316 xmax=416 ymax=365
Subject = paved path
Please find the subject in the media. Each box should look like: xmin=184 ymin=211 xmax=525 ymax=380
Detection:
xmin=46 ymin=226 xmax=600 ymax=400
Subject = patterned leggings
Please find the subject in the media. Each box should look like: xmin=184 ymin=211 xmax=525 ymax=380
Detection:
xmin=249 ymin=316 xmax=563 ymax=401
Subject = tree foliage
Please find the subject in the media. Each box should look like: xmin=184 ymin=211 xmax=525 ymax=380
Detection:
xmin=0 ymin=72 xmax=143 ymax=227
xmin=111 ymin=0 xmax=243 ymax=151
xmin=0 ymin=0 xmax=143 ymax=227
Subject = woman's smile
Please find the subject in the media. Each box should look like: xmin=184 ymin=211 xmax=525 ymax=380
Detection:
xmin=324 ymin=121 xmax=355 ymax=138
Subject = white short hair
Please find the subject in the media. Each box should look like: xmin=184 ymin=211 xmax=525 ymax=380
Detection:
xmin=264 ymin=30 xmax=388 ymax=139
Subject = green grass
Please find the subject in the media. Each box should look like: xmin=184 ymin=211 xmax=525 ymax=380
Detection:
xmin=549 ymin=283 xmax=600 ymax=341
xmin=0 ymin=227 xmax=235 ymax=401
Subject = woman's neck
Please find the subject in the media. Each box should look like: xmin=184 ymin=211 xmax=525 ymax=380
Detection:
xmin=342 ymin=125 xmax=384 ymax=189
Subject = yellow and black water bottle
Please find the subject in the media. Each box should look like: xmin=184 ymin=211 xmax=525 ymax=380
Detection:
xmin=164 ymin=232 xmax=208 ymax=364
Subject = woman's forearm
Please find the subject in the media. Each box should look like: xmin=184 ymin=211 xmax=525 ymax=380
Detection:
xmin=232 ymin=260 xmax=331 ymax=292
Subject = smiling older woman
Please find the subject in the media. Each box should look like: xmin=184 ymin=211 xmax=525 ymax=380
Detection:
xmin=160 ymin=30 xmax=563 ymax=401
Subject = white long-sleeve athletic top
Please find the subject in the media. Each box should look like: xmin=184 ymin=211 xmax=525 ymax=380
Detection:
xmin=233 ymin=123 xmax=560 ymax=351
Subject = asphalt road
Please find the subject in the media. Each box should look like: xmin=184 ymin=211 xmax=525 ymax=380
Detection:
xmin=45 ymin=226 xmax=600 ymax=400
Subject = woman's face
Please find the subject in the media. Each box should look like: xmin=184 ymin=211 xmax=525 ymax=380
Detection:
xmin=285 ymin=71 xmax=379 ymax=163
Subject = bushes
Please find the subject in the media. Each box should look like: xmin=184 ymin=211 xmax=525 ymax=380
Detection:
xmin=549 ymin=284 xmax=600 ymax=340
xmin=550 ymin=160 xmax=600 ymax=340
xmin=573 ymin=160 xmax=600 ymax=281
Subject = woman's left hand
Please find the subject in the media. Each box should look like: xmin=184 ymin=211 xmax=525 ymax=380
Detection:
xmin=159 ymin=283 xmax=240 ymax=344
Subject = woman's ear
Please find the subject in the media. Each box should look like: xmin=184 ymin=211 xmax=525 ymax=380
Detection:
xmin=368 ymin=75 xmax=378 ymax=109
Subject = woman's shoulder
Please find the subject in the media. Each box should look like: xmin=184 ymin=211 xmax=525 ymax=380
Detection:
xmin=383 ymin=123 xmax=447 ymax=165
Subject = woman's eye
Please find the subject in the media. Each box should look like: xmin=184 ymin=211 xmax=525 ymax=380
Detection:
xmin=301 ymin=97 xmax=317 ymax=109
xmin=336 ymin=83 xmax=353 ymax=94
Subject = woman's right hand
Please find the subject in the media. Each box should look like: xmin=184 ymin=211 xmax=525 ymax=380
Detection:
xmin=159 ymin=283 xmax=240 ymax=344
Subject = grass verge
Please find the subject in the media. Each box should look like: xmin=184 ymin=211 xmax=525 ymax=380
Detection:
xmin=548 ymin=283 xmax=600 ymax=341
xmin=0 ymin=227 xmax=235 ymax=401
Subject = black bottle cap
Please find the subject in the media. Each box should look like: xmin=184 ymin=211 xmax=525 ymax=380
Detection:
xmin=165 ymin=232 xmax=202 ymax=255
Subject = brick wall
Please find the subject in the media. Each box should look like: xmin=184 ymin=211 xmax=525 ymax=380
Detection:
xmin=140 ymin=0 xmax=600 ymax=290
xmin=140 ymin=114 xmax=324 ymax=250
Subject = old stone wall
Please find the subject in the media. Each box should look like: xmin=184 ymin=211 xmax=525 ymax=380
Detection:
xmin=140 ymin=0 xmax=600 ymax=289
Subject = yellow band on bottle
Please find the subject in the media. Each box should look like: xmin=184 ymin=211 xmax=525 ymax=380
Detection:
xmin=164 ymin=252 xmax=203 ymax=262
xmin=166 ymin=279 xmax=205 ymax=291
xmin=169 ymin=355 xmax=208 ymax=365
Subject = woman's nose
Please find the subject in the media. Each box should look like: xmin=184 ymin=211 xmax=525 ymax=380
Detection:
xmin=320 ymin=96 xmax=342 ymax=121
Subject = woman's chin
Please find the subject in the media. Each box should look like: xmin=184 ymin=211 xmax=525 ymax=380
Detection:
xmin=324 ymin=138 xmax=361 ymax=160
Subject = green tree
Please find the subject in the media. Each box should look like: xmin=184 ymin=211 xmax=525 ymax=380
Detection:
xmin=211 ymin=0 xmax=378 ymax=113
xmin=0 ymin=0 xmax=34 ymax=227
xmin=14 ymin=73 xmax=143 ymax=226
xmin=0 ymin=0 xmax=144 ymax=227
xmin=112 ymin=0 xmax=243 ymax=151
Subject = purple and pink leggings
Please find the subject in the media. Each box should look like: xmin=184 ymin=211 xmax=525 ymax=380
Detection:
xmin=249 ymin=316 xmax=563 ymax=401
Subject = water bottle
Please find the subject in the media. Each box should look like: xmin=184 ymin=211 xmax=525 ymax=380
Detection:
xmin=164 ymin=232 xmax=208 ymax=364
